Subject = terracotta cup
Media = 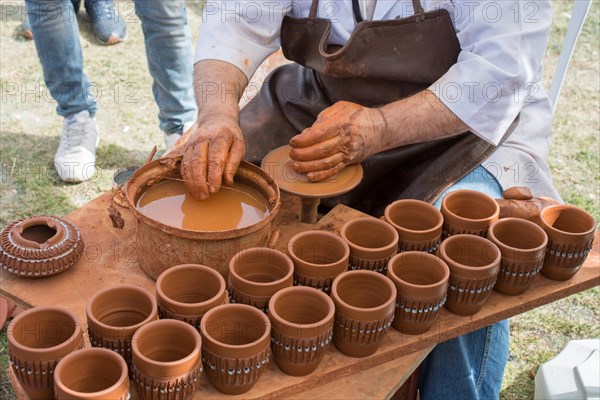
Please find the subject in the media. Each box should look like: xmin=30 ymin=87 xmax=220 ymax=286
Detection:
xmin=156 ymin=264 xmax=227 ymax=328
xmin=131 ymin=319 xmax=202 ymax=400
xmin=441 ymin=189 xmax=500 ymax=238
xmin=539 ymin=204 xmax=596 ymax=281
xmin=488 ymin=218 xmax=548 ymax=295
xmin=386 ymin=252 xmax=450 ymax=335
xmin=86 ymin=284 xmax=158 ymax=367
xmin=201 ymin=304 xmax=271 ymax=395
xmin=384 ymin=200 xmax=443 ymax=254
xmin=340 ymin=217 xmax=399 ymax=274
xmin=54 ymin=348 xmax=129 ymax=400
xmin=331 ymin=270 xmax=396 ymax=357
xmin=287 ymin=230 xmax=350 ymax=294
xmin=7 ymin=306 xmax=84 ymax=400
xmin=268 ymin=286 xmax=335 ymax=376
xmin=228 ymin=247 xmax=294 ymax=312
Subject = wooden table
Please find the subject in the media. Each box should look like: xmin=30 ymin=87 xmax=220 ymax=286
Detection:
xmin=2 ymin=192 xmax=599 ymax=399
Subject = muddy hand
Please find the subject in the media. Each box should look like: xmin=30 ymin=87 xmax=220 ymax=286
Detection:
xmin=496 ymin=186 xmax=560 ymax=222
xmin=288 ymin=101 xmax=385 ymax=182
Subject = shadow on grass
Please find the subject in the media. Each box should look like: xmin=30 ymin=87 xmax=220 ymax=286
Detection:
xmin=500 ymin=371 xmax=536 ymax=400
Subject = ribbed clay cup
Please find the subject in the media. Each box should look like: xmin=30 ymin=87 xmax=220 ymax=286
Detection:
xmin=387 ymin=252 xmax=450 ymax=335
xmin=539 ymin=205 xmax=596 ymax=281
xmin=384 ymin=200 xmax=443 ymax=254
xmin=7 ymin=306 xmax=84 ymax=400
xmin=441 ymin=190 xmax=500 ymax=239
xmin=86 ymin=284 xmax=158 ymax=368
xmin=268 ymin=286 xmax=335 ymax=376
xmin=156 ymin=264 xmax=227 ymax=329
xmin=438 ymin=235 xmax=501 ymax=315
xmin=488 ymin=218 xmax=548 ymax=295
xmin=331 ymin=270 xmax=396 ymax=357
xmin=132 ymin=319 xmax=202 ymax=400
xmin=228 ymin=247 xmax=294 ymax=312
xmin=54 ymin=348 xmax=129 ymax=400
xmin=340 ymin=218 xmax=399 ymax=275
xmin=287 ymin=230 xmax=350 ymax=294
xmin=201 ymin=304 xmax=271 ymax=395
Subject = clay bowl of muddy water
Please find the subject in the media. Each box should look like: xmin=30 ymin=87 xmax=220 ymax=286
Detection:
xmin=126 ymin=159 xmax=280 ymax=280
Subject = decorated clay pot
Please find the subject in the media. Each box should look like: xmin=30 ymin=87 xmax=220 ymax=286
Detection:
xmin=488 ymin=218 xmax=548 ymax=295
xmin=86 ymin=284 xmax=158 ymax=367
xmin=200 ymin=304 xmax=271 ymax=395
xmin=387 ymin=252 xmax=450 ymax=335
xmin=384 ymin=200 xmax=443 ymax=254
xmin=340 ymin=217 xmax=399 ymax=274
xmin=228 ymin=247 xmax=294 ymax=312
xmin=287 ymin=230 xmax=350 ymax=294
xmin=7 ymin=306 xmax=84 ymax=400
xmin=539 ymin=204 xmax=596 ymax=281
xmin=268 ymin=286 xmax=335 ymax=376
xmin=54 ymin=348 xmax=129 ymax=400
xmin=132 ymin=319 xmax=202 ymax=400
xmin=331 ymin=270 xmax=396 ymax=357
xmin=156 ymin=264 xmax=227 ymax=329
xmin=441 ymin=190 xmax=500 ymax=238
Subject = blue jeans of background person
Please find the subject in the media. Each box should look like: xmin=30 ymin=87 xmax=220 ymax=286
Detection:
xmin=419 ymin=166 xmax=510 ymax=400
xmin=25 ymin=0 xmax=196 ymax=135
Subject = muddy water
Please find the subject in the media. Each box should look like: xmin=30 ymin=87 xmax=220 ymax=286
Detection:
xmin=136 ymin=180 xmax=268 ymax=231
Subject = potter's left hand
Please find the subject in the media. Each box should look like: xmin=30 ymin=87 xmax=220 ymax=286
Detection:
xmin=289 ymin=101 xmax=385 ymax=182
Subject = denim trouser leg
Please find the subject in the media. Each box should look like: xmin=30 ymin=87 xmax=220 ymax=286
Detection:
xmin=134 ymin=0 xmax=196 ymax=135
xmin=25 ymin=0 xmax=97 ymax=117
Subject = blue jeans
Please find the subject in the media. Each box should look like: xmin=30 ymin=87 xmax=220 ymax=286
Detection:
xmin=419 ymin=166 xmax=510 ymax=400
xmin=25 ymin=0 xmax=196 ymax=134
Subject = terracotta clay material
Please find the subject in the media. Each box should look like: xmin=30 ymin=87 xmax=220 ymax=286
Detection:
xmin=539 ymin=205 xmax=596 ymax=281
xmin=86 ymin=284 xmax=158 ymax=367
xmin=438 ymin=234 xmax=501 ymax=316
xmin=386 ymin=252 xmax=450 ymax=335
xmin=441 ymin=190 xmax=500 ymax=238
xmin=384 ymin=200 xmax=443 ymax=254
xmin=287 ymin=230 xmax=350 ymax=294
xmin=331 ymin=270 xmax=396 ymax=357
xmin=488 ymin=218 xmax=548 ymax=295
xmin=340 ymin=217 xmax=399 ymax=275
xmin=200 ymin=304 xmax=271 ymax=395
xmin=7 ymin=306 xmax=84 ymax=400
xmin=228 ymin=247 xmax=294 ymax=312
xmin=54 ymin=348 xmax=129 ymax=400
xmin=156 ymin=264 xmax=227 ymax=329
xmin=132 ymin=319 xmax=202 ymax=400
xmin=1 ymin=215 xmax=84 ymax=277
xmin=267 ymin=286 xmax=335 ymax=376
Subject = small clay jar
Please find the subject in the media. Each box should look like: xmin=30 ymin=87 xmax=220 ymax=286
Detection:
xmin=268 ymin=286 xmax=335 ymax=376
xmin=228 ymin=247 xmax=294 ymax=312
xmin=384 ymin=200 xmax=443 ymax=254
xmin=386 ymin=252 xmax=450 ymax=335
xmin=132 ymin=319 xmax=202 ymax=400
xmin=488 ymin=218 xmax=548 ymax=295
xmin=340 ymin=217 xmax=399 ymax=274
xmin=287 ymin=230 xmax=350 ymax=294
xmin=7 ymin=306 xmax=84 ymax=400
xmin=156 ymin=264 xmax=227 ymax=329
xmin=438 ymin=234 xmax=501 ymax=316
xmin=331 ymin=270 xmax=396 ymax=357
xmin=54 ymin=348 xmax=129 ymax=400
xmin=539 ymin=205 xmax=596 ymax=281
xmin=86 ymin=284 xmax=158 ymax=368
xmin=441 ymin=190 xmax=500 ymax=238
xmin=200 ymin=304 xmax=271 ymax=395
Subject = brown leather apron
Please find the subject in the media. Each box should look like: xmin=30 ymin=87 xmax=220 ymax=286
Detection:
xmin=240 ymin=0 xmax=518 ymax=216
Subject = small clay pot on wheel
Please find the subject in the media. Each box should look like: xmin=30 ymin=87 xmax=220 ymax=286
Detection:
xmin=340 ymin=217 xmax=398 ymax=274
xmin=441 ymin=190 xmax=500 ymax=238
xmin=384 ymin=200 xmax=443 ymax=254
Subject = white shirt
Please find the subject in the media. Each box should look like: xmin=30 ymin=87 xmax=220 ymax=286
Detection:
xmin=195 ymin=0 xmax=560 ymax=200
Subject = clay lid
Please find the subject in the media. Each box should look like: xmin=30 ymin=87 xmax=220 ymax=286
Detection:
xmin=540 ymin=205 xmax=596 ymax=245
xmin=228 ymin=248 xmax=294 ymax=298
xmin=387 ymin=252 xmax=449 ymax=299
xmin=331 ymin=270 xmax=396 ymax=321
xmin=438 ymin=234 xmax=501 ymax=279
xmin=384 ymin=200 xmax=443 ymax=242
xmin=287 ymin=230 xmax=350 ymax=278
xmin=488 ymin=218 xmax=548 ymax=262
xmin=441 ymin=190 xmax=500 ymax=231
xmin=340 ymin=218 xmax=399 ymax=260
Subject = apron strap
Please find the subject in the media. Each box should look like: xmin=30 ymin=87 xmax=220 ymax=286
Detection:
xmin=352 ymin=0 xmax=364 ymax=23
xmin=313 ymin=0 xmax=425 ymax=20
xmin=412 ymin=0 xmax=425 ymax=14
xmin=309 ymin=0 xmax=319 ymax=18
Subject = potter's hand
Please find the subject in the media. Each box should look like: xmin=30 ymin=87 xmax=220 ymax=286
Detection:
xmin=289 ymin=101 xmax=385 ymax=182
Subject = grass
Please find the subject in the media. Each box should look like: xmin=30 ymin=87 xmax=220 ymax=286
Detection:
xmin=0 ymin=1 xmax=598 ymax=399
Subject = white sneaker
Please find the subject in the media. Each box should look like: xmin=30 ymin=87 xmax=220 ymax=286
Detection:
xmin=54 ymin=110 xmax=99 ymax=182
